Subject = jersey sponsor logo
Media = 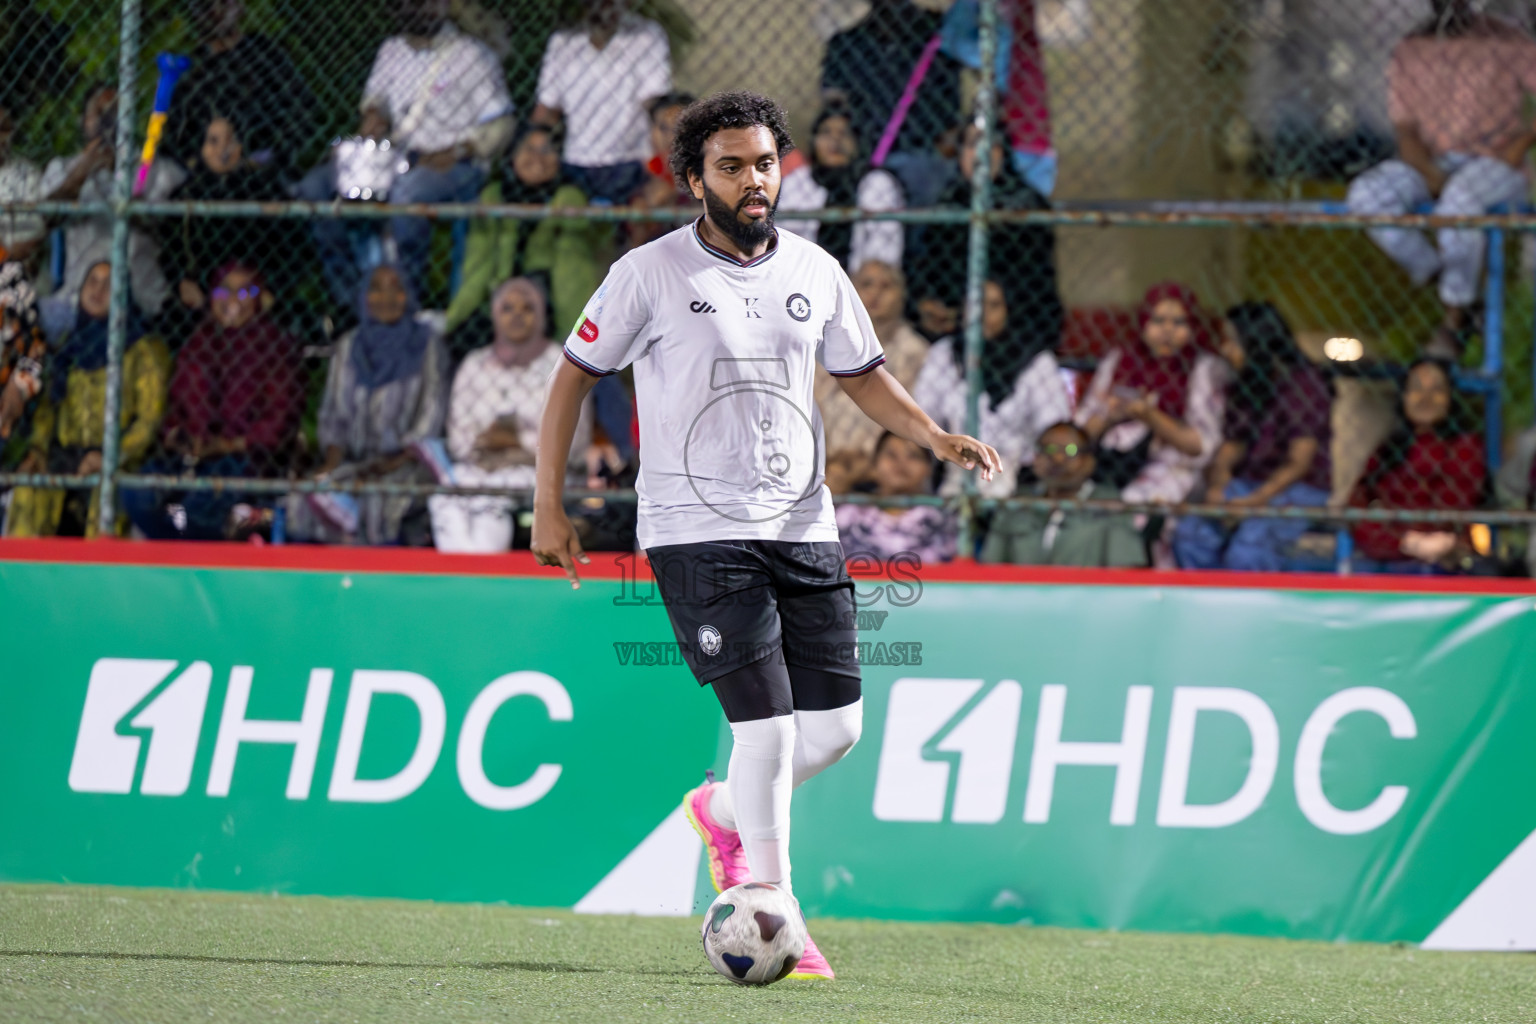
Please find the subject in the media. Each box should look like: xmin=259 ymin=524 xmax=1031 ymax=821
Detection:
xmin=785 ymin=293 xmax=811 ymax=322
xmin=577 ymin=317 xmax=599 ymax=343
xmin=698 ymin=625 xmax=723 ymax=656
xmin=743 ymin=297 xmax=762 ymax=319
xmin=689 ymin=300 xmax=717 ymax=313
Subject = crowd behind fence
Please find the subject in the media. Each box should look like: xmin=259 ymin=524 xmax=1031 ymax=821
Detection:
xmin=4 ymin=0 xmax=1536 ymax=576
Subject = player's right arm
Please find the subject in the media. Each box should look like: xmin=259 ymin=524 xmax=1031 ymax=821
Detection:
xmin=532 ymin=360 xmax=600 ymax=588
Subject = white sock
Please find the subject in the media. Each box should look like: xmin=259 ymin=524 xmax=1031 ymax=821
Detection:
xmin=723 ymin=714 xmax=796 ymax=891
xmin=791 ymin=699 xmax=864 ymax=788
xmin=711 ymin=700 xmax=865 ymax=831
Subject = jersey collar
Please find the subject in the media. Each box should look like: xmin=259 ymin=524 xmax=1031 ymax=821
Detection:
xmin=692 ymin=217 xmax=779 ymax=268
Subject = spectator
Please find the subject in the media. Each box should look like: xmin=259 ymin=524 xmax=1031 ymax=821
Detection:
xmin=158 ymin=112 xmax=305 ymax=332
xmin=0 ymin=101 xmax=46 ymax=260
xmin=629 ymin=91 xmax=695 ymax=248
xmin=6 ymin=261 xmax=170 ymax=537
xmin=533 ymin=0 xmax=671 ymax=203
xmin=1346 ymin=0 xmax=1536 ymax=359
xmin=0 ymin=259 xmax=46 ymax=445
xmin=427 ymin=277 xmax=593 ymax=552
xmin=818 ymin=259 xmax=928 ymax=494
xmin=295 ymin=0 xmax=514 ymax=309
xmin=161 ymin=0 xmax=316 ymax=174
xmin=910 ymin=120 xmax=1061 ymax=361
xmin=779 ymin=105 xmax=905 ymax=272
xmin=1349 ymin=357 xmax=1486 ymax=573
xmin=1495 ymin=424 xmax=1536 ymax=576
xmin=821 ymin=0 xmax=961 ymax=200
xmin=445 ymin=123 xmax=607 ymax=340
xmin=1078 ymin=282 xmax=1226 ymax=509
xmin=1174 ymin=302 xmax=1334 ymax=571
xmin=282 ymin=264 xmax=449 ymax=545
xmin=912 ymin=277 xmax=1071 ymax=498
xmin=40 ymin=85 xmax=185 ymax=329
xmin=835 ymin=431 xmax=956 ymax=564
xmin=980 ymin=421 xmax=1148 ymax=568
xmin=124 ymin=263 xmax=301 ymax=540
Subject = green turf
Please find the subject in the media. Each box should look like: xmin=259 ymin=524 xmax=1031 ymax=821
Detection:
xmin=0 ymin=884 xmax=1531 ymax=1023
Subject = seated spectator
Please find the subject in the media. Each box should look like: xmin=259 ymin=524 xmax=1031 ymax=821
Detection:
xmin=158 ymin=112 xmax=305 ymax=331
xmin=1078 ymin=282 xmax=1226 ymax=507
xmin=628 ymin=91 xmax=695 ymax=248
xmin=295 ymin=0 xmax=514 ymax=309
xmin=1174 ymin=302 xmax=1334 ymax=571
xmin=912 ymin=277 xmax=1070 ymax=497
xmin=779 ymin=105 xmax=904 ymax=272
xmin=0 ymin=259 xmax=46 ymax=444
xmin=835 ymin=431 xmax=956 ymax=564
xmin=282 ymin=264 xmax=448 ymax=545
xmin=818 ymin=259 xmax=928 ymax=493
xmin=445 ymin=123 xmax=607 ymax=340
xmin=427 ymin=277 xmax=593 ymax=552
xmin=910 ymin=120 xmax=1060 ymax=363
xmin=1494 ymin=423 xmax=1536 ymax=575
xmin=6 ymin=261 xmax=170 ymax=537
xmin=980 ymin=421 xmax=1147 ymax=568
xmin=1349 ymin=357 xmax=1486 ymax=573
xmin=533 ymin=0 xmax=671 ymax=203
xmin=0 ymin=101 xmax=46 ymax=261
xmin=40 ymin=85 xmax=185 ymax=330
xmin=124 ymin=263 xmax=301 ymax=540
xmin=160 ymin=0 xmax=315 ymax=175
xmin=1346 ymin=1 xmax=1536 ymax=358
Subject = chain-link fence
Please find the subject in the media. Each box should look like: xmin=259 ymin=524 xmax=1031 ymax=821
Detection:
xmin=4 ymin=0 xmax=1536 ymax=574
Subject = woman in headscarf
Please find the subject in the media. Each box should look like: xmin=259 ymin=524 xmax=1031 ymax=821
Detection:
xmin=445 ymin=122 xmax=608 ymax=343
xmin=1350 ymin=357 xmax=1486 ymax=573
xmin=1174 ymin=302 xmax=1334 ymax=570
xmin=124 ymin=262 xmax=302 ymax=539
xmin=778 ymin=104 xmax=905 ymax=273
xmin=282 ymin=263 xmax=449 ymax=545
xmin=1077 ymin=282 xmax=1228 ymax=507
xmin=817 ymin=259 xmax=930 ymax=493
xmin=0 ymin=258 xmax=47 ymax=447
xmin=911 ymin=276 xmax=1071 ymax=497
xmin=425 ymin=276 xmax=596 ymax=552
xmin=6 ymin=261 xmax=170 ymax=536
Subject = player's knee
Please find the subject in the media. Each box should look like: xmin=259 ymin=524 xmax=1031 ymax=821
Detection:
xmin=728 ymin=713 xmax=797 ymax=763
xmin=800 ymin=700 xmax=863 ymax=766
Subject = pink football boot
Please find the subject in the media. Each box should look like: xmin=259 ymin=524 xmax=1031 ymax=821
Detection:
xmin=787 ymin=933 xmax=834 ymax=980
xmin=682 ymin=777 xmax=751 ymax=893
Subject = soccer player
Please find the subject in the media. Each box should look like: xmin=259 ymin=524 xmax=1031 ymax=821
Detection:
xmin=532 ymin=92 xmax=999 ymax=980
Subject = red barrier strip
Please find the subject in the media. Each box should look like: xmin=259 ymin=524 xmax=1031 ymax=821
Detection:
xmin=3 ymin=537 xmax=1536 ymax=596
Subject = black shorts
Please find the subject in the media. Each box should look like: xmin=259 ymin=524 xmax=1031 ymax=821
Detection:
xmin=646 ymin=539 xmax=862 ymax=691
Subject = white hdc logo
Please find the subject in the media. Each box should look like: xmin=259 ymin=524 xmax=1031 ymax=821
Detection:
xmin=872 ymin=679 xmax=1416 ymax=834
xmin=68 ymin=658 xmax=572 ymax=809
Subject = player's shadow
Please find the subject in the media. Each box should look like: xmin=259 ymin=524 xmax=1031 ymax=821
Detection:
xmin=0 ymin=948 xmax=602 ymax=973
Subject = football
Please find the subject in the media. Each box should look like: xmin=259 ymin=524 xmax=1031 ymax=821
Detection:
xmin=700 ymin=882 xmax=808 ymax=985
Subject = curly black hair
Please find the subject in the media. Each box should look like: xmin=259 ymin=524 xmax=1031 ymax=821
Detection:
xmin=668 ymin=91 xmax=795 ymax=192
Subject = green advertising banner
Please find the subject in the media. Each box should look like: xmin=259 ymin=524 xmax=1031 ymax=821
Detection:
xmin=2 ymin=547 xmax=1534 ymax=951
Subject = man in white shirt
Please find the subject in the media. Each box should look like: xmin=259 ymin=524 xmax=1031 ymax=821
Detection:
xmin=531 ymin=0 xmax=670 ymax=203
xmin=532 ymin=92 xmax=998 ymax=981
xmin=294 ymin=0 xmax=514 ymax=308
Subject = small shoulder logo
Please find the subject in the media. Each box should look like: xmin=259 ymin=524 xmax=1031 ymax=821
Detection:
xmin=698 ymin=625 xmax=723 ymax=656
xmin=577 ymin=317 xmax=599 ymax=343
xmin=689 ymin=300 xmax=718 ymax=313
xmin=786 ymin=293 xmax=811 ymax=322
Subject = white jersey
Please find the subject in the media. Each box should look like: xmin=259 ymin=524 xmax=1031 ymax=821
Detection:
xmin=562 ymin=221 xmax=886 ymax=549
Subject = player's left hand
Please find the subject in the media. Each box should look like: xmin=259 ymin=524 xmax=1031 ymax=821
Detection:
xmin=929 ymin=432 xmax=1002 ymax=483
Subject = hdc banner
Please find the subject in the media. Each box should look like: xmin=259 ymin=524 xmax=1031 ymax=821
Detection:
xmin=1 ymin=550 xmax=1533 ymax=950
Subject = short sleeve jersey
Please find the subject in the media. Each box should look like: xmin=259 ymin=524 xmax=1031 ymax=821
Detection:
xmin=563 ymin=221 xmax=886 ymax=548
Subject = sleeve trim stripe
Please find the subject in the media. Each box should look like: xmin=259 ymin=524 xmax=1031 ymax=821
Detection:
xmin=827 ymin=354 xmax=887 ymax=378
xmin=563 ymin=348 xmax=615 ymax=377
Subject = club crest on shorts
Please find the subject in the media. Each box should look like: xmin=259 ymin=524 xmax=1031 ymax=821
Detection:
xmin=785 ymin=293 xmax=811 ymax=322
xmin=698 ymin=625 xmax=723 ymax=656
xmin=577 ymin=316 xmax=599 ymax=343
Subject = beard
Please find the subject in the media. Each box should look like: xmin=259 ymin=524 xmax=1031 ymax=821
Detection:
xmin=701 ymin=181 xmax=778 ymax=251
